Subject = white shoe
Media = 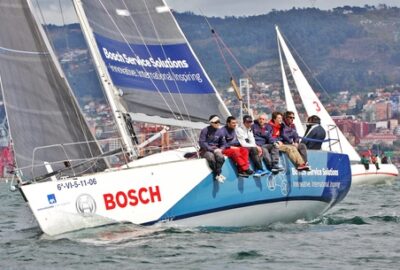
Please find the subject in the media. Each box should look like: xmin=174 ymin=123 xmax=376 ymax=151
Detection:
xmin=215 ymin=175 xmax=224 ymax=183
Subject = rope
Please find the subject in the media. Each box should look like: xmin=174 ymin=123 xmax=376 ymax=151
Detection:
xmin=300 ymin=137 xmax=337 ymax=143
xmin=0 ymin=46 xmax=48 ymax=55
xmin=36 ymin=0 xmax=100 ymax=161
xmin=201 ymin=14 xmax=262 ymax=107
xmin=279 ymin=30 xmax=332 ymax=100
xmin=136 ymin=0 xmax=198 ymax=147
xmin=97 ymin=0 xmax=198 ymax=147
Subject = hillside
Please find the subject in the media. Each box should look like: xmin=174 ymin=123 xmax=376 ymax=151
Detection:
xmin=174 ymin=6 xmax=400 ymax=92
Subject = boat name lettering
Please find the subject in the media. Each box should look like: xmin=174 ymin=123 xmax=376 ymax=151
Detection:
xmin=291 ymin=168 xmax=339 ymax=176
xmin=103 ymin=186 xmax=162 ymax=210
xmin=57 ymin=178 xmax=97 ymax=191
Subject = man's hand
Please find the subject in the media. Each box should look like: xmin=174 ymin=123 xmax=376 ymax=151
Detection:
xmin=214 ymin=148 xmax=223 ymax=154
xmin=256 ymin=146 xmax=263 ymax=156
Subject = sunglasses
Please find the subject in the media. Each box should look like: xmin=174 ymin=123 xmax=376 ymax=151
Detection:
xmin=211 ymin=121 xmax=220 ymax=124
xmin=288 ymin=116 xmax=295 ymax=119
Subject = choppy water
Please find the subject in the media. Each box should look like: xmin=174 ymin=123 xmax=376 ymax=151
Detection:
xmin=1 ymin=180 xmax=399 ymax=270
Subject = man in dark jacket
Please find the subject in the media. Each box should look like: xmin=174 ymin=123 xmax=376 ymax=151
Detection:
xmin=252 ymin=114 xmax=283 ymax=173
xmin=302 ymin=115 xmax=326 ymax=150
xmin=267 ymin=111 xmax=309 ymax=171
xmin=199 ymin=115 xmax=226 ymax=183
xmin=282 ymin=111 xmax=308 ymax=165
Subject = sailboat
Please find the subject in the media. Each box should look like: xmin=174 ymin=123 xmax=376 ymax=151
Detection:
xmin=276 ymin=26 xmax=399 ymax=185
xmin=1 ymin=0 xmax=351 ymax=236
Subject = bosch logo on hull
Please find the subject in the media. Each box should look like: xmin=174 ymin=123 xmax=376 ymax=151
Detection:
xmin=103 ymin=186 xmax=162 ymax=210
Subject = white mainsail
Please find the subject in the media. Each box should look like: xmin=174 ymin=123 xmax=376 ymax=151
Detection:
xmin=276 ymin=26 xmax=360 ymax=161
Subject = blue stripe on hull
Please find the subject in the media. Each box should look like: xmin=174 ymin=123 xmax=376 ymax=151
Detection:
xmin=143 ymin=196 xmax=331 ymax=225
xmin=158 ymin=151 xmax=351 ymax=224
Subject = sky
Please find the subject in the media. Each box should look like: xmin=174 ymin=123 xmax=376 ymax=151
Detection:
xmin=37 ymin=0 xmax=400 ymax=25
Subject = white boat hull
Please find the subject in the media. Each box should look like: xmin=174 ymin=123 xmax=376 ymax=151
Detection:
xmin=19 ymin=150 xmax=351 ymax=236
xmin=351 ymin=163 xmax=398 ymax=185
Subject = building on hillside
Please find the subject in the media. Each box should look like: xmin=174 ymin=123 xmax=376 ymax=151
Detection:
xmin=359 ymin=133 xmax=397 ymax=146
xmin=333 ymin=117 xmax=369 ymax=145
xmin=362 ymin=101 xmax=392 ymax=122
xmin=375 ymin=102 xmax=392 ymax=121
xmin=388 ymin=119 xmax=399 ymax=130
xmin=375 ymin=120 xmax=388 ymax=130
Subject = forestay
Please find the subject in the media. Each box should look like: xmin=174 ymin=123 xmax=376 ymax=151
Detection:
xmin=0 ymin=0 xmax=107 ymax=179
xmin=75 ymin=0 xmax=230 ymax=127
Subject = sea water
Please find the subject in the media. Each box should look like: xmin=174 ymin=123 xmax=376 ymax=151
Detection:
xmin=0 ymin=180 xmax=399 ymax=270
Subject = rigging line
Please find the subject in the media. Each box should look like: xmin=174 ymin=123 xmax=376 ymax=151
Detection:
xmin=32 ymin=1 xmax=102 ymax=161
xmin=97 ymin=1 xmax=190 ymax=127
xmin=58 ymin=0 xmax=66 ymax=25
xmin=216 ymin=33 xmax=249 ymax=75
xmin=141 ymin=1 xmax=193 ymax=122
xmin=211 ymin=27 xmax=262 ymax=94
xmin=81 ymin=0 xmax=144 ymax=153
xmin=212 ymin=30 xmax=235 ymax=80
xmin=139 ymin=0 xmax=198 ymax=145
xmin=51 ymin=5 xmax=101 ymax=160
xmin=0 ymin=75 xmax=19 ymax=174
xmin=58 ymin=0 xmax=69 ymax=50
xmin=29 ymin=147 xmax=124 ymax=183
xmin=210 ymin=33 xmax=249 ymax=109
xmin=201 ymin=13 xmax=261 ymax=99
xmin=126 ymin=1 xmax=196 ymax=144
xmin=279 ymin=30 xmax=332 ymax=100
xmin=137 ymin=0 xmax=198 ymax=144
xmin=94 ymin=4 xmax=184 ymax=141
xmin=201 ymin=15 xmax=247 ymax=109
xmin=201 ymin=14 xmax=248 ymax=75
xmin=199 ymin=12 xmax=235 ymax=80
xmin=0 ymin=46 xmax=48 ymax=55
xmin=97 ymin=1 xmax=199 ymax=153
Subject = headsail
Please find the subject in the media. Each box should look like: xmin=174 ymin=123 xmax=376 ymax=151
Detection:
xmin=276 ymin=26 xmax=360 ymax=161
xmin=0 ymin=0 xmax=107 ymax=179
xmin=73 ymin=0 xmax=230 ymax=129
xmin=276 ymin=30 xmax=305 ymax=135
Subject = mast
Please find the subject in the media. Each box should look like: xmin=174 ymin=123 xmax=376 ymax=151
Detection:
xmin=73 ymin=0 xmax=136 ymax=157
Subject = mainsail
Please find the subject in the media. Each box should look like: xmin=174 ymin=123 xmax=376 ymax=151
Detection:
xmin=0 ymin=0 xmax=107 ymax=179
xmin=276 ymin=26 xmax=360 ymax=161
xmin=73 ymin=0 xmax=230 ymax=131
